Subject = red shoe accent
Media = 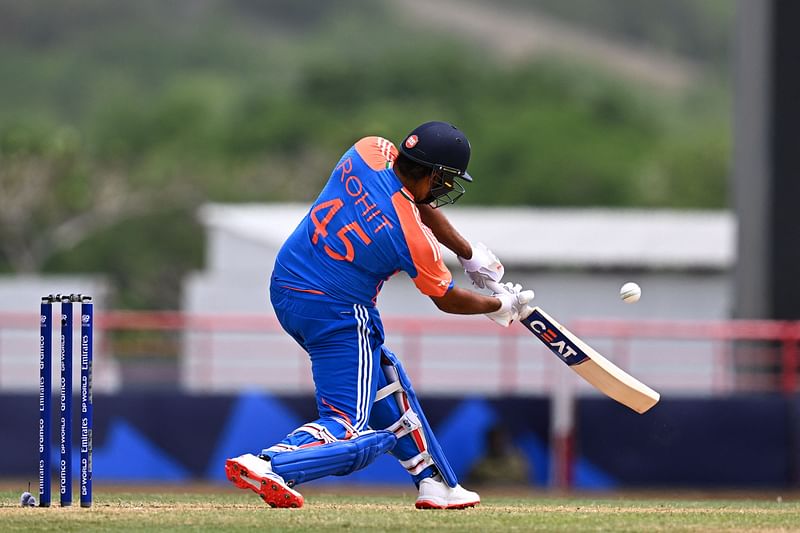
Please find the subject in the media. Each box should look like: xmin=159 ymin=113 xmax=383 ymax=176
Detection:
xmin=415 ymin=499 xmax=479 ymax=510
xmin=225 ymin=458 xmax=304 ymax=509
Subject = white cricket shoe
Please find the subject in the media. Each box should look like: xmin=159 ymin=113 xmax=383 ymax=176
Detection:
xmin=415 ymin=474 xmax=480 ymax=509
xmin=225 ymin=453 xmax=304 ymax=508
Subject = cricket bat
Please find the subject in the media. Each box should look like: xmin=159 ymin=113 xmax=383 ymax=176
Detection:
xmin=520 ymin=307 xmax=660 ymax=414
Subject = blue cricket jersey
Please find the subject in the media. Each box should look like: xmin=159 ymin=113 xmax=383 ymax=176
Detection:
xmin=272 ymin=136 xmax=454 ymax=306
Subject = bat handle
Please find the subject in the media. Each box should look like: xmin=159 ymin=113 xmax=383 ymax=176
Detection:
xmin=485 ymin=280 xmax=505 ymax=294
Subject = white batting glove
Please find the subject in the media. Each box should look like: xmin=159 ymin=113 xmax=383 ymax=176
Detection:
xmin=458 ymin=242 xmax=504 ymax=289
xmin=485 ymin=281 xmax=535 ymax=327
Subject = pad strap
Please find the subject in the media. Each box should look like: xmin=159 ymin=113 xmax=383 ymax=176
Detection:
xmin=262 ymin=443 xmax=298 ymax=455
xmin=386 ymin=409 xmax=422 ymax=438
xmin=399 ymin=452 xmax=435 ymax=475
xmin=290 ymin=423 xmax=338 ymax=444
xmin=375 ymin=381 xmax=403 ymax=402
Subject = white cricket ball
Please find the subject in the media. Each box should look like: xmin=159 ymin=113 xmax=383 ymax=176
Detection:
xmin=620 ymin=282 xmax=641 ymax=303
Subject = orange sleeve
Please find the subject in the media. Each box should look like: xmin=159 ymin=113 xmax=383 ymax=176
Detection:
xmin=391 ymin=192 xmax=453 ymax=297
xmin=354 ymin=136 xmax=398 ymax=171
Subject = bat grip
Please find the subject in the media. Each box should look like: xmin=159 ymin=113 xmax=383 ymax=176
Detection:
xmin=485 ymin=280 xmax=505 ymax=294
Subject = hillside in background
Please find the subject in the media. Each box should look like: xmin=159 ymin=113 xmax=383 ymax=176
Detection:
xmin=0 ymin=0 xmax=733 ymax=308
xmin=496 ymin=0 xmax=732 ymax=69
xmin=398 ymin=0 xmax=716 ymax=90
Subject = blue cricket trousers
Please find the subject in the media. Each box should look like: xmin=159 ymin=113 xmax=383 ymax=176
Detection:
xmin=265 ymin=284 xmax=435 ymax=484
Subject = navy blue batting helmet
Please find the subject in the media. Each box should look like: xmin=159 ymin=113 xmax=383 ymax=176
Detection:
xmin=399 ymin=121 xmax=472 ymax=207
xmin=399 ymin=121 xmax=472 ymax=181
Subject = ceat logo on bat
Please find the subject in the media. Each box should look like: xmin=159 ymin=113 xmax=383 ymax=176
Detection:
xmin=405 ymin=135 xmax=418 ymax=149
xmin=523 ymin=311 xmax=589 ymax=366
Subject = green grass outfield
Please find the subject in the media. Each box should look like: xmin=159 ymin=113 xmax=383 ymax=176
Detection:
xmin=2 ymin=486 xmax=799 ymax=532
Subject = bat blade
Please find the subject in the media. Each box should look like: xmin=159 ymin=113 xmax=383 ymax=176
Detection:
xmin=521 ymin=307 xmax=660 ymax=414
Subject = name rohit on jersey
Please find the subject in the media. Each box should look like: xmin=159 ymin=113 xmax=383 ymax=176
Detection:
xmin=334 ymin=157 xmax=394 ymax=235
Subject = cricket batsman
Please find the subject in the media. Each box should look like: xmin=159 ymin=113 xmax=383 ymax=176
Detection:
xmin=226 ymin=121 xmax=535 ymax=509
